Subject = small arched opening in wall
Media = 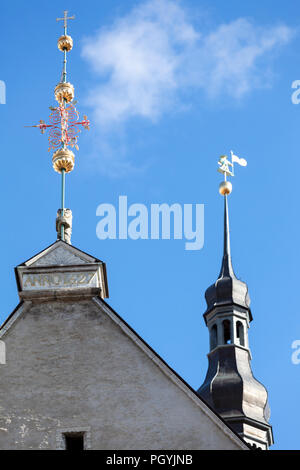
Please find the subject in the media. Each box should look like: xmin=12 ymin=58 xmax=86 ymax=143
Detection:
xmin=210 ymin=324 xmax=218 ymax=350
xmin=222 ymin=319 xmax=231 ymax=344
xmin=236 ymin=321 xmax=245 ymax=346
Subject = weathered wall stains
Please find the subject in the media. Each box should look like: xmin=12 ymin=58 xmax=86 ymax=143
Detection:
xmin=0 ymin=299 xmax=244 ymax=450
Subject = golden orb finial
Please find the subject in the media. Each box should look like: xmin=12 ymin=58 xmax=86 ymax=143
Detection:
xmin=26 ymin=11 xmax=90 ymax=245
xmin=217 ymin=151 xmax=248 ymax=196
xmin=52 ymin=148 xmax=75 ymax=173
xmin=57 ymin=34 xmax=73 ymax=52
xmin=219 ymin=181 xmax=232 ymax=196
xmin=54 ymin=82 xmax=74 ymax=104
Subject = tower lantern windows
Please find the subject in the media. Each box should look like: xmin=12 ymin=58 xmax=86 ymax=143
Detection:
xmin=222 ymin=319 xmax=232 ymax=344
xmin=236 ymin=321 xmax=245 ymax=346
xmin=210 ymin=324 xmax=218 ymax=350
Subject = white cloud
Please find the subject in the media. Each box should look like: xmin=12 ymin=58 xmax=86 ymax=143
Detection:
xmin=80 ymin=0 xmax=293 ymax=175
xmin=82 ymin=0 xmax=199 ymax=126
xmin=82 ymin=0 xmax=292 ymax=126
xmin=197 ymin=19 xmax=292 ymax=98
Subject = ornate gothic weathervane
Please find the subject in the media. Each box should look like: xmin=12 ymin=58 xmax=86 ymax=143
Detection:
xmin=26 ymin=11 xmax=90 ymax=243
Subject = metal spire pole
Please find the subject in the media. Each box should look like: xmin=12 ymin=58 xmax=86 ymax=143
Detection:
xmin=60 ymin=44 xmax=67 ymax=241
xmin=219 ymin=193 xmax=235 ymax=278
xmin=217 ymin=152 xmax=248 ymax=278
xmin=61 ymin=168 xmax=66 ymax=240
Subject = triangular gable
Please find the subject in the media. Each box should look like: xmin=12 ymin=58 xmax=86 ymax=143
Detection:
xmin=0 ymin=296 xmax=248 ymax=449
xmin=0 ymin=241 xmax=248 ymax=449
xmin=91 ymin=297 xmax=249 ymax=450
xmin=14 ymin=241 xmax=109 ymax=300
xmin=19 ymin=240 xmax=102 ymax=267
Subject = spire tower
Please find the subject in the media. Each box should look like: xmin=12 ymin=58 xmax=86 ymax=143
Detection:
xmin=197 ymin=152 xmax=273 ymax=450
xmin=26 ymin=11 xmax=90 ymax=244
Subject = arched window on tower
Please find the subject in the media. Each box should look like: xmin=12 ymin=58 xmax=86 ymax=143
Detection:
xmin=210 ymin=324 xmax=218 ymax=350
xmin=236 ymin=321 xmax=245 ymax=346
xmin=223 ymin=320 xmax=231 ymax=344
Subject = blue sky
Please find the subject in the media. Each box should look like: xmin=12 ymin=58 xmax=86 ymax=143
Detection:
xmin=1 ymin=0 xmax=300 ymax=450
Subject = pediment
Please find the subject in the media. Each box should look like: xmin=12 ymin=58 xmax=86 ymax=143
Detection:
xmin=15 ymin=241 xmax=108 ymax=299
xmin=22 ymin=241 xmax=100 ymax=267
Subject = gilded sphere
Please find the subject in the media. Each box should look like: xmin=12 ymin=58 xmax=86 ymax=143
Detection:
xmin=219 ymin=181 xmax=232 ymax=196
xmin=57 ymin=35 xmax=73 ymax=52
xmin=54 ymin=82 xmax=74 ymax=104
xmin=52 ymin=148 xmax=75 ymax=174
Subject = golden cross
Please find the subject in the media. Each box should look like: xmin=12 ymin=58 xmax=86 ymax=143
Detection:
xmin=56 ymin=10 xmax=75 ymax=33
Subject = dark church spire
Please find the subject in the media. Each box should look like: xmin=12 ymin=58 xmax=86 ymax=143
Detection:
xmin=219 ymin=195 xmax=234 ymax=278
xmin=204 ymin=156 xmax=250 ymax=317
xmin=197 ymin=152 xmax=273 ymax=450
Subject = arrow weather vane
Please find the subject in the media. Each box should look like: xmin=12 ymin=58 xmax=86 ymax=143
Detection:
xmin=25 ymin=11 xmax=90 ymax=242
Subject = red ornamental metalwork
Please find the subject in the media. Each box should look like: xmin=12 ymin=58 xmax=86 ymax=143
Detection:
xmin=28 ymin=103 xmax=90 ymax=152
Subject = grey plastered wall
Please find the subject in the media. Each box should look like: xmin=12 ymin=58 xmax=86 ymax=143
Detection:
xmin=0 ymin=299 xmax=245 ymax=450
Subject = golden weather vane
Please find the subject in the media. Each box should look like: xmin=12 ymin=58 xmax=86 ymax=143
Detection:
xmin=25 ymin=11 xmax=90 ymax=243
xmin=218 ymin=151 xmax=247 ymax=196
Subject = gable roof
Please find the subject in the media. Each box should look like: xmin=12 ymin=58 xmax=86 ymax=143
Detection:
xmin=1 ymin=241 xmax=249 ymax=450
xmin=93 ymin=297 xmax=250 ymax=450
xmin=0 ymin=296 xmax=249 ymax=449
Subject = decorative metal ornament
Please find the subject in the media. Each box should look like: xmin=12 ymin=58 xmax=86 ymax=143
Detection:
xmin=27 ymin=104 xmax=89 ymax=154
xmin=56 ymin=10 xmax=75 ymax=31
xmin=218 ymin=155 xmax=234 ymax=177
xmin=54 ymin=82 xmax=74 ymax=103
xmin=219 ymin=181 xmax=232 ymax=196
xmin=25 ymin=11 xmax=89 ymax=243
xmin=217 ymin=151 xmax=247 ymax=195
xmin=26 ymin=11 xmax=88 ymax=172
xmin=57 ymin=35 xmax=73 ymax=52
xmin=52 ymin=148 xmax=75 ymax=174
